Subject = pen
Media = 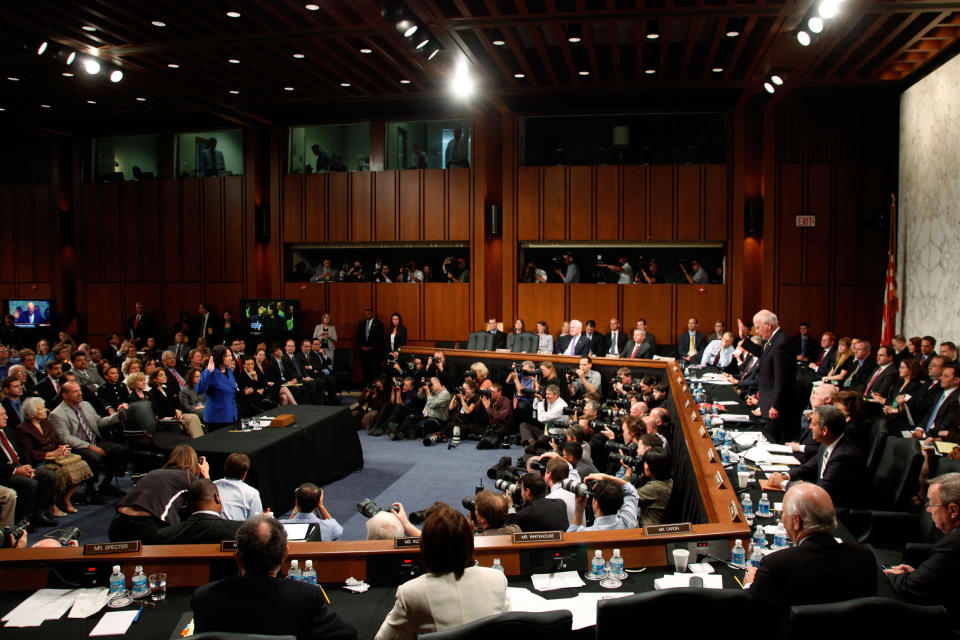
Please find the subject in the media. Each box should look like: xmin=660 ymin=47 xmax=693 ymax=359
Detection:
xmin=133 ymin=609 xmax=143 ymax=623
xmin=319 ymin=585 xmax=331 ymax=604
xmin=734 ymin=575 xmax=745 ymax=589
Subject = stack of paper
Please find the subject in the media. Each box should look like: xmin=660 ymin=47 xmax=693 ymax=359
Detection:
xmin=530 ymin=571 xmax=585 ymax=592
xmin=89 ymin=611 xmax=139 ymax=637
xmin=2 ymin=589 xmax=78 ymax=627
xmin=653 ymin=573 xmax=724 ymax=590
xmin=506 ymin=587 xmax=634 ymax=630
xmin=720 ymin=414 xmax=753 ymax=423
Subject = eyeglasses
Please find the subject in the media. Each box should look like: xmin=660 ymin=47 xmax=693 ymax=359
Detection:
xmin=926 ymin=502 xmax=945 ymax=510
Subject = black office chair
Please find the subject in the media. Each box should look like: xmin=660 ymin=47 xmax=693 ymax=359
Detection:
xmin=332 ymin=348 xmax=354 ymax=393
xmin=784 ymin=597 xmax=948 ymax=640
xmin=418 ymin=610 xmax=573 ymax=640
xmin=870 ymin=435 xmax=924 ymax=510
xmin=863 ymin=417 xmax=890 ymax=474
xmin=596 ymin=588 xmax=751 ymax=640
xmin=121 ymin=401 xmax=189 ymax=471
xmin=466 ymin=332 xmax=486 ymax=351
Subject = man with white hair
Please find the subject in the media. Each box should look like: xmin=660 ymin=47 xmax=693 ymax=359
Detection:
xmin=555 ymin=319 xmax=591 ymax=357
xmin=787 ymin=383 xmax=838 ymax=463
xmin=365 ymin=510 xmax=406 ymax=540
xmin=737 ymin=309 xmax=797 ymax=443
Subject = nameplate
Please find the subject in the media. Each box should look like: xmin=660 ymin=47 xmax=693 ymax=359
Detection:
xmin=690 ymin=410 xmax=699 ymax=422
xmin=644 ymin=522 xmax=692 ymax=536
xmin=699 ymin=424 xmax=708 ymax=438
xmin=220 ymin=540 xmax=238 ymax=552
xmin=707 ymin=448 xmax=717 ymax=463
xmin=729 ymin=499 xmax=741 ymax=522
xmin=714 ymin=470 xmax=726 ymax=489
xmin=684 ymin=399 xmax=690 ymax=408
xmin=513 ymin=531 xmax=563 ymax=543
xmin=395 ymin=536 xmax=421 ymax=548
xmin=83 ymin=541 xmax=141 ymax=555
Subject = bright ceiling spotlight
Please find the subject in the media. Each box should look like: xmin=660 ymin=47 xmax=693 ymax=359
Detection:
xmin=82 ymin=58 xmax=101 ymax=74
xmin=797 ymin=30 xmax=811 ymax=46
xmin=771 ymin=75 xmax=784 ymax=86
xmin=66 ymin=51 xmax=76 ymax=65
xmin=449 ymin=56 xmax=474 ymax=100
xmin=427 ymin=47 xmax=440 ymax=61
xmin=764 ymin=82 xmax=775 ymax=94
xmin=808 ymin=17 xmax=824 ymax=34
xmin=109 ymin=69 xmax=123 ymax=82
xmin=37 ymin=41 xmax=48 ymax=55
xmin=396 ymin=20 xmax=417 ymax=37
xmin=818 ymin=0 xmax=839 ymax=19
xmin=416 ymin=37 xmax=429 ymax=50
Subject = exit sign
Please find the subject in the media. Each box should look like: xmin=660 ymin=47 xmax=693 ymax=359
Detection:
xmin=796 ymin=215 xmax=816 ymax=227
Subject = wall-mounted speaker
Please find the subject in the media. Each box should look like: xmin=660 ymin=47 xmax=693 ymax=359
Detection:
xmin=745 ymin=199 xmax=762 ymax=236
xmin=487 ymin=203 xmax=501 ymax=236
xmin=255 ymin=203 xmax=270 ymax=242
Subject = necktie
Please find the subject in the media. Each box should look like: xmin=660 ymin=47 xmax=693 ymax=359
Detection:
xmin=815 ymin=349 xmax=826 ymax=367
xmin=169 ymin=367 xmax=185 ymax=387
xmin=567 ymin=337 xmax=577 ymax=356
xmin=12 ymin=399 xmax=22 ymax=420
xmin=292 ymin=356 xmax=303 ymax=377
xmin=864 ymin=367 xmax=883 ymax=395
xmin=925 ymin=392 xmax=950 ymax=433
xmin=801 ymin=336 xmax=807 ymax=353
xmin=609 ymin=333 xmax=618 ymax=354
xmin=176 ymin=345 xmax=182 ymax=361
xmin=75 ymin=406 xmax=96 ymax=443
xmin=844 ymin=361 xmax=861 ymax=387
xmin=713 ymin=349 xmax=721 ymax=366
xmin=631 ymin=344 xmax=639 ymax=359
xmin=688 ymin=334 xmax=696 ymax=357
xmin=134 ymin=315 xmax=140 ymax=329
xmin=0 ymin=431 xmax=18 ymax=465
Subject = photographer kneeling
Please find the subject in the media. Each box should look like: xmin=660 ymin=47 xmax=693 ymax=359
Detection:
xmin=478 ymin=383 xmax=515 ymax=445
xmin=471 ymin=490 xmax=520 ymax=536
xmin=567 ymin=473 xmax=639 ymax=531
xmin=518 ymin=384 xmax=568 ymax=451
xmin=399 ymin=376 xmax=450 ymax=441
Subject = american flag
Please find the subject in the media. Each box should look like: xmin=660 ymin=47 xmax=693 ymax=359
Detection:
xmin=881 ymin=194 xmax=898 ymax=345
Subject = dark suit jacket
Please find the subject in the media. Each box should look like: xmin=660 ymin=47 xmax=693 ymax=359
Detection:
xmin=888 ymin=527 xmax=960 ymax=622
xmin=126 ymin=314 xmax=153 ymax=344
xmin=583 ymin=331 xmax=604 ymax=355
xmin=621 ymin=340 xmax=653 ymax=360
xmin=294 ymin=351 xmax=316 ymax=379
xmin=508 ymin=496 xmax=569 ymax=532
xmin=192 ymin=575 xmax=357 ymax=640
xmin=814 ymin=346 xmax=836 ymax=377
xmin=602 ymin=331 xmax=629 ymax=356
xmin=386 ymin=326 xmax=408 ymax=353
xmin=554 ymin=334 xmax=592 ymax=357
xmin=36 ymin=377 xmax=62 ymax=410
xmin=787 ymin=435 xmax=867 ymax=508
xmin=193 ymin=313 xmax=220 ymax=345
xmin=794 ymin=414 xmax=819 ymax=463
xmin=0 ymin=398 xmax=22 ymax=428
xmin=845 ymin=358 xmax=879 ymax=392
xmin=677 ymin=331 xmax=707 ymax=360
xmin=154 ymin=512 xmax=243 ymax=545
xmin=790 ymin=334 xmax=820 ymax=361
xmin=357 ymin=318 xmax=385 ymax=350
xmin=919 ymin=386 xmax=960 ymax=435
xmin=750 ymin=533 xmax=877 ymax=610
xmin=862 ymin=363 xmax=898 ymax=398
xmin=737 ymin=356 xmax=760 ymax=391
xmin=0 ymin=425 xmax=27 ymax=480
xmin=740 ymin=328 xmax=796 ymax=418
xmin=885 ymin=378 xmax=924 ymax=407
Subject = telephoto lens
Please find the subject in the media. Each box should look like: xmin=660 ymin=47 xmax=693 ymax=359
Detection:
xmin=408 ymin=509 xmax=428 ymax=525
xmin=356 ymin=498 xmax=386 ymax=518
xmin=487 ymin=456 xmax=513 ymax=479
xmin=494 ymin=478 xmax=519 ymax=495
xmin=561 ymin=477 xmax=593 ymax=499
xmin=423 ymin=432 xmax=447 ymax=446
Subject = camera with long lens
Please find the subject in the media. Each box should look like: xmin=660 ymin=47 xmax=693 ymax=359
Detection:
xmin=597 ymin=405 xmax=625 ymax=420
xmin=518 ymin=388 xmax=537 ymax=399
xmin=462 ymin=369 xmax=478 ymax=381
xmin=408 ymin=509 xmax=427 ymax=525
xmin=605 ymin=440 xmax=638 ymax=454
xmin=454 ymin=386 xmax=466 ymax=396
xmin=0 ymin=519 xmax=29 ymax=548
xmin=365 ymin=383 xmax=378 ymax=392
xmin=594 ymin=419 xmax=621 ymax=433
xmin=392 ymin=377 xmax=403 ymax=388
xmin=528 ymin=458 xmax=546 ymax=473
xmin=357 ymin=498 xmax=389 ymax=518
xmin=606 ymin=397 xmax=632 ymax=409
xmin=423 ymin=432 xmax=448 ymax=447
xmin=564 ymin=370 xmax=577 ymax=383
xmin=477 ymin=388 xmax=492 ymax=398
xmin=386 ymin=353 xmax=398 ymax=367
xmin=619 ymin=454 xmax=643 ymax=471
xmin=495 ymin=478 xmax=521 ymax=502
xmin=561 ymin=477 xmax=593 ymax=499
xmin=47 ymin=527 xmax=80 ymax=547
xmin=487 ymin=456 xmax=513 ymax=480
xmin=462 ymin=497 xmax=476 ymax=515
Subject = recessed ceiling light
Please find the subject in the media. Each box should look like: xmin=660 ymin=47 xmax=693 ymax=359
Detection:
xmin=360 ymin=48 xmax=372 ymax=54
xmin=0 ymin=107 xmax=5 ymax=112
xmin=771 ymin=75 xmax=784 ymax=86
xmin=428 ymin=48 xmax=440 ymax=61
xmin=226 ymin=11 xmax=241 ymax=18
xmin=305 ymin=3 xmax=320 ymax=10
xmin=493 ymin=39 xmax=505 ymax=46
xmin=151 ymin=20 xmax=166 ymax=27
xmin=514 ymin=73 xmax=525 ymax=78
xmin=416 ymin=39 xmax=429 ymax=50
xmin=66 ymin=52 xmax=76 ymax=65
xmin=37 ymin=42 xmax=48 ymax=55
xmin=7 ymin=76 xmax=20 ymax=81
xmin=578 ymin=70 xmax=590 ymax=76
xmin=764 ymin=82 xmax=775 ymax=94
xmin=808 ymin=16 xmax=824 ymax=33
xmin=284 ymin=86 xmax=295 ymax=91
xmin=292 ymin=53 xmax=305 ymax=59
xmin=136 ymin=97 xmax=146 ymax=101
xmin=645 ymin=68 xmax=656 ymax=74
xmin=797 ymin=30 xmax=811 ymax=46
xmin=340 ymin=82 xmax=351 ymax=87
xmin=41 ymin=104 xmax=51 ymax=108
xmin=62 ymin=72 xmax=74 ymax=77
xmin=167 ymin=63 xmax=180 ymax=68
xmin=109 ymin=69 xmax=123 ymax=82
xmin=82 ymin=58 xmax=101 ymax=74
xmin=82 ymin=25 xmax=97 ymax=32
xmin=646 ymin=33 xmax=660 ymax=40
xmin=229 ymin=90 xmax=239 ymax=94
xmin=228 ymin=59 xmax=240 ymax=64
xmin=726 ymin=30 xmax=740 ymax=37
xmin=568 ymin=36 xmax=581 ymax=43
xmin=399 ymin=79 xmax=411 ymax=84
xmin=87 ymin=100 xmax=96 ymax=104
xmin=712 ymin=67 xmax=724 ymax=73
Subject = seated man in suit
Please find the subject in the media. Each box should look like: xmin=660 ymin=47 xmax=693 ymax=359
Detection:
xmin=766 ymin=404 xmax=866 ymax=508
xmin=278 ymin=483 xmax=343 ymax=541
xmin=155 ymin=479 xmax=243 ymax=544
xmin=505 ymin=471 xmax=569 ymax=532
xmin=863 ymin=345 xmax=899 ymax=403
xmin=843 ymin=340 xmax=878 ymax=392
xmin=677 ymin=317 xmax=706 ymax=364
xmin=787 ymin=383 xmax=839 ymax=463
xmin=192 ymin=515 xmax=357 ymax=640
xmin=484 ymin=318 xmax=507 ymax=350
xmin=912 ymin=361 xmax=960 ymax=442
xmin=790 ymin=322 xmax=819 ymax=362
xmin=806 ymin=331 xmax=838 ymax=379
xmin=567 ymin=473 xmax=639 ymax=531
xmin=602 ymin=318 xmax=629 ymax=357
xmin=885 ymin=472 xmax=960 ymax=623
xmin=0 ymin=405 xmax=58 ymax=529
xmin=700 ymin=331 xmax=736 ymax=369
xmin=555 ymin=319 xmax=591 ymax=357
xmin=745 ymin=482 xmax=876 ymax=609
xmin=621 ymin=328 xmax=654 ymax=359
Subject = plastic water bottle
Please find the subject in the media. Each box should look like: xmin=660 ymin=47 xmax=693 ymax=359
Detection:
xmin=716 ymin=423 xmax=725 ymax=443
xmin=731 ymin=540 xmax=746 ymax=568
xmin=758 ymin=492 xmax=771 ymax=517
xmin=609 ymin=548 xmax=625 ymax=578
xmin=749 ymin=544 xmax=763 ymax=568
xmin=590 ymin=550 xmax=606 ymax=579
xmin=712 ymin=403 xmax=719 ymax=417
xmin=773 ymin=522 xmax=788 ymax=549
xmin=491 ymin=558 xmax=505 ymax=574
xmin=302 ymin=560 xmax=317 ymax=585
xmin=108 ymin=565 xmax=125 ymax=594
xmin=753 ymin=524 xmax=767 ymax=551
xmin=131 ymin=565 xmax=148 ymax=598
xmin=288 ymin=559 xmax=302 ymax=581
xmin=741 ymin=493 xmax=753 ymax=519
xmin=721 ymin=447 xmax=731 ymax=465
xmin=737 ymin=457 xmax=747 ymax=473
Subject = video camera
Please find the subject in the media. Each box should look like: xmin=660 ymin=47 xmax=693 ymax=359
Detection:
xmin=392 ymin=377 xmax=403 ymax=388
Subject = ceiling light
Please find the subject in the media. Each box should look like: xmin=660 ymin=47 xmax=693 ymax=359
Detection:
xmin=109 ymin=69 xmax=123 ymax=82
xmin=136 ymin=97 xmax=146 ymax=101
xmin=449 ymin=56 xmax=474 ymax=100
xmin=797 ymin=30 xmax=811 ymax=46
xmin=726 ymin=30 xmax=740 ymax=37
xmin=229 ymin=90 xmax=239 ymax=94
xmin=226 ymin=11 xmax=241 ymax=18
xmin=764 ymin=82 xmax=775 ymax=94
xmin=808 ymin=17 xmax=824 ymax=33
xmin=41 ymin=104 xmax=51 ymax=108
xmin=360 ymin=48 xmax=372 ymax=54
xmin=0 ymin=108 xmax=5 ymax=112
xmin=87 ymin=100 xmax=96 ymax=104
xmin=62 ymin=72 xmax=74 ymax=77
xmin=493 ymin=39 xmax=505 ymax=46
xmin=427 ymin=48 xmax=440 ymax=60
xmin=228 ymin=59 xmax=240 ymax=64
xmin=168 ymin=63 xmax=180 ymax=68
xmin=7 ymin=76 xmax=19 ymax=81
xmin=514 ymin=73 xmax=525 ymax=78
xmin=566 ymin=24 xmax=582 ymax=43
xmin=151 ymin=20 xmax=166 ymax=27
xmin=646 ymin=32 xmax=660 ymax=40
xmin=416 ymin=38 xmax=429 ymax=50
xmin=578 ymin=70 xmax=590 ymax=76
xmin=66 ymin=52 xmax=76 ymax=65
xmin=396 ymin=20 xmax=417 ymax=37
xmin=340 ymin=82 xmax=351 ymax=87
xmin=82 ymin=58 xmax=101 ymax=74
xmin=771 ymin=75 xmax=784 ymax=85
xmin=399 ymin=79 xmax=411 ymax=84
xmin=37 ymin=41 xmax=48 ymax=55
xmin=82 ymin=25 xmax=97 ymax=32
xmin=712 ymin=67 xmax=724 ymax=73
xmin=818 ymin=0 xmax=839 ymax=19
xmin=293 ymin=53 xmax=305 ymax=59
xmin=284 ymin=86 xmax=295 ymax=91
xmin=645 ymin=69 xmax=656 ymax=74
xmin=305 ymin=3 xmax=319 ymax=10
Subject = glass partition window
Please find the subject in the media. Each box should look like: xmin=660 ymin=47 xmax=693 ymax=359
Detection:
xmin=175 ymin=129 xmax=243 ymax=177
xmin=386 ymin=119 xmax=471 ymax=170
xmin=519 ymin=245 xmax=725 ymax=284
xmin=288 ymin=123 xmax=370 ymax=173
xmin=288 ymin=244 xmax=469 ymax=283
xmin=92 ymin=134 xmax=160 ymax=181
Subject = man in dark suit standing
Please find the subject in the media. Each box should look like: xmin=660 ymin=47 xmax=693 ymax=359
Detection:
xmin=602 ymin=318 xmax=629 ymax=357
xmin=885 ymin=472 xmax=960 ymax=624
xmin=746 ymin=482 xmax=876 ymax=610
xmin=555 ymin=320 xmax=591 ymax=357
xmin=790 ymin=322 xmax=819 ymax=362
xmin=767 ymin=405 xmax=866 ymax=508
xmin=621 ymin=329 xmax=654 ymax=359
xmin=125 ymin=302 xmax=151 ymax=346
xmin=506 ymin=472 xmax=569 ymax=532
xmin=192 ymin=515 xmax=357 ymax=640
xmin=155 ymin=480 xmax=243 ymax=544
xmin=677 ymin=317 xmax=706 ymax=364
xmin=357 ymin=308 xmax=384 ymax=384
xmin=194 ymin=303 xmax=219 ymax=346
xmin=737 ymin=309 xmax=797 ymax=443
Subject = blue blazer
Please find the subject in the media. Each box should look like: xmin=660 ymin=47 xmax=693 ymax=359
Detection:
xmin=197 ymin=367 xmax=239 ymax=423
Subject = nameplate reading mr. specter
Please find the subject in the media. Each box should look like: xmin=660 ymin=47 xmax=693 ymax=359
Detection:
xmin=83 ymin=541 xmax=141 ymax=555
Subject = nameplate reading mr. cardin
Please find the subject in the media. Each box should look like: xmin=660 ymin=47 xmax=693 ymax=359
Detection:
xmin=643 ymin=523 xmax=692 ymax=536
xmin=513 ymin=531 xmax=563 ymax=543
xmin=83 ymin=541 xmax=141 ymax=555
xmin=395 ymin=536 xmax=421 ymax=548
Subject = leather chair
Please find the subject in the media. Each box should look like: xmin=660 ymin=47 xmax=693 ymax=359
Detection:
xmin=519 ymin=333 xmax=539 ymax=353
xmin=863 ymin=418 xmax=889 ymax=474
xmin=332 ymin=348 xmax=354 ymax=393
xmin=418 ymin=610 xmax=573 ymax=640
xmin=870 ymin=436 xmax=924 ymax=510
xmin=784 ymin=597 xmax=948 ymax=640
xmin=466 ymin=332 xmax=486 ymax=351
xmin=596 ymin=587 xmax=751 ymax=640
xmin=121 ymin=401 xmax=189 ymax=471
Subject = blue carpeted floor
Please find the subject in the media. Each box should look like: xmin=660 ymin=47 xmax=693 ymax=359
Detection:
xmin=31 ymin=428 xmax=520 ymax=544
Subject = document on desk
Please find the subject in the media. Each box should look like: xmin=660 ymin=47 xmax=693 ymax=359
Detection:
xmin=69 ymin=588 xmax=112 ymax=619
xmin=506 ymin=587 xmax=633 ymax=630
xmin=733 ymin=432 xmax=761 ymax=447
xmin=89 ymin=610 xmax=139 ymax=636
xmin=756 ymin=443 xmax=794 ymax=454
xmin=2 ymin=588 xmax=78 ymax=627
xmin=530 ymin=571 xmax=586 ymax=591
xmin=654 ymin=573 xmax=724 ymax=590
xmin=759 ymin=465 xmax=791 ymax=473
xmin=766 ymin=454 xmax=801 ymax=465
xmin=720 ymin=414 xmax=753 ymax=423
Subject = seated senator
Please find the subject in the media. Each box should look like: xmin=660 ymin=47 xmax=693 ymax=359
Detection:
xmin=154 ymin=479 xmax=243 ymax=544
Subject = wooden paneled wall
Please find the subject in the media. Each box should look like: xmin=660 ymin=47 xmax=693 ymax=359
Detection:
xmin=0 ymin=185 xmax=57 ymax=303
xmin=78 ymin=176 xmax=248 ymax=347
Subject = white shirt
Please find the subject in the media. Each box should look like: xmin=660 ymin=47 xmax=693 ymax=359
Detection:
xmin=617 ymin=263 xmax=634 ymax=284
xmin=820 ymin=434 xmax=843 ymax=478
xmin=546 ymin=483 xmax=576 ymax=523
xmin=214 ymin=478 xmax=263 ymax=521
xmin=533 ymin=397 xmax=569 ymax=425
xmin=700 ymin=340 xmax=735 ymax=368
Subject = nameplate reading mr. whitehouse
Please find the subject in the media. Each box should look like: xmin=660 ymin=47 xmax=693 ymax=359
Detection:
xmin=643 ymin=523 xmax=692 ymax=536
xmin=395 ymin=536 xmax=421 ymax=548
xmin=512 ymin=531 xmax=563 ymax=543
xmin=83 ymin=541 xmax=141 ymax=555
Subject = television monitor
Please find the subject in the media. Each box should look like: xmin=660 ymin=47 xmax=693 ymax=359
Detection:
xmin=239 ymin=299 xmax=299 ymax=336
xmin=5 ymin=299 xmax=54 ymax=328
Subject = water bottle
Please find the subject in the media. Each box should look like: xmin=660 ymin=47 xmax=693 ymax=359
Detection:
xmin=302 ymin=560 xmax=317 ymax=585
xmin=753 ymin=524 xmax=767 ymax=551
xmin=737 ymin=457 xmax=747 ymax=473
xmin=590 ymin=550 xmax=606 ymax=579
xmin=609 ymin=548 xmax=625 ymax=578
xmin=716 ymin=423 xmax=725 ymax=444
xmin=108 ymin=565 xmax=125 ymax=594
xmin=288 ymin=559 xmax=302 ymax=581
xmin=712 ymin=403 xmax=719 ymax=417
xmin=721 ymin=447 xmax=731 ymax=465
xmin=741 ymin=493 xmax=753 ymax=519
xmin=491 ymin=558 xmax=505 ymax=574
xmin=758 ymin=492 xmax=771 ymax=518
xmin=749 ymin=544 xmax=763 ymax=568
xmin=131 ymin=565 xmax=148 ymax=598
xmin=731 ymin=540 xmax=746 ymax=568
xmin=773 ymin=522 xmax=788 ymax=549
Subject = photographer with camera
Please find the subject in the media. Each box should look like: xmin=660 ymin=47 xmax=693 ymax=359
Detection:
xmin=600 ymin=415 xmax=641 ymax=476
xmin=396 ymin=261 xmax=424 ymax=283
xmin=598 ymin=256 xmax=634 ymax=285
xmin=542 ymin=456 xmax=577 ymax=523
xmin=382 ymin=377 xmax=418 ymax=440
xmin=443 ymin=378 xmax=484 ymax=443
xmin=518 ymin=383 xmax=568 ymax=450
xmin=553 ymin=253 xmax=580 ymax=283
xmin=567 ymin=356 xmax=601 ymax=400
xmin=479 ymin=383 xmax=514 ymax=438
xmin=521 ymin=261 xmax=548 ymax=284
xmin=506 ymin=360 xmax=538 ymax=425
xmin=505 ymin=471 xmax=569 ymax=532
xmin=425 ymin=351 xmax=454 ymax=391
xmin=356 ymin=378 xmax=390 ymax=432
xmin=563 ymin=441 xmax=599 ymax=478
xmin=650 ymin=381 xmax=670 ymax=408
xmin=567 ymin=473 xmax=639 ymax=531
xmin=400 ymin=376 xmax=450 ymax=441
xmin=279 ymin=483 xmax=343 ymax=541
xmin=611 ymin=367 xmax=635 ymax=398
xmin=470 ymin=490 xmax=520 ymax=536
xmin=633 ymin=447 xmax=673 ymax=526
xmin=443 ymin=257 xmax=470 ymax=283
